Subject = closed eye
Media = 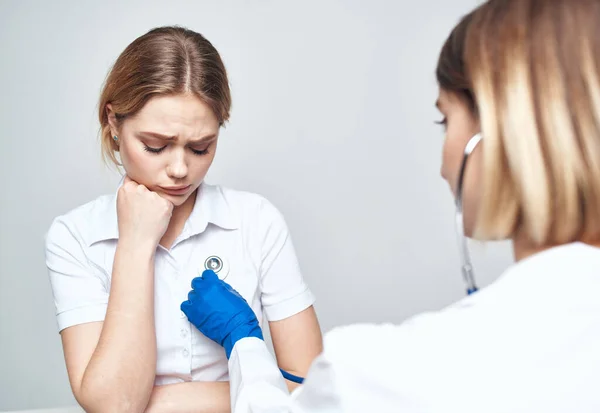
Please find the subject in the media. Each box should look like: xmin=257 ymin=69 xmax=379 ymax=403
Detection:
xmin=435 ymin=118 xmax=447 ymax=130
xmin=190 ymin=147 xmax=209 ymax=156
xmin=144 ymin=145 xmax=167 ymax=154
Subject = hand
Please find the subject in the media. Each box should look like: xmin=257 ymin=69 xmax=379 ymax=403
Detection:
xmin=181 ymin=270 xmax=263 ymax=358
xmin=116 ymin=176 xmax=174 ymax=248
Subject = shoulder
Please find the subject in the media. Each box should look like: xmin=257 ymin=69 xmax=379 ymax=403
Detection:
xmin=322 ymin=316 xmax=442 ymax=357
xmin=319 ymin=309 xmax=475 ymax=377
xmin=45 ymin=194 xmax=115 ymax=249
xmin=208 ymin=184 xmax=288 ymax=227
xmin=211 ymin=184 xmax=280 ymax=211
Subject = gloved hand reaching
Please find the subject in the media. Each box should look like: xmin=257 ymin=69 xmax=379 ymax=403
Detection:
xmin=181 ymin=269 xmax=264 ymax=359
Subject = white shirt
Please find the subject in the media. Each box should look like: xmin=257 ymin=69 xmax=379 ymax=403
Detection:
xmin=228 ymin=242 xmax=600 ymax=413
xmin=45 ymin=182 xmax=315 ymax=385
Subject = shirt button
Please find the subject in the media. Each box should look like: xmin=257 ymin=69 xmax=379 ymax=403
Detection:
xmin=182 ymin=348 xmax=189 ymax=358
xmin=181 ymin=329 xmax=188 ymax=338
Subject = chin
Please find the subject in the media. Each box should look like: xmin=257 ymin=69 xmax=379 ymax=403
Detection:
xmin=159 ymin=192 xmax=193 ymax=207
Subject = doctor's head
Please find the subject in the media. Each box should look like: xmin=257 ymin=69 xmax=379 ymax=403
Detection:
xmin=98 ymin=26 xmax=231 ymax=207
xmin=435 ymin=0 xmax=600 ymax=250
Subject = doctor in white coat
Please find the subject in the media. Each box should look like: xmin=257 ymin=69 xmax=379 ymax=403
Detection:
xmin=180 ymin=0 xmax=600 ymax=411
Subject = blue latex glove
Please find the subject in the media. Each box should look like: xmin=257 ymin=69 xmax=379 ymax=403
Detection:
xmin=181 ymin=269 xmax=263 ymax=359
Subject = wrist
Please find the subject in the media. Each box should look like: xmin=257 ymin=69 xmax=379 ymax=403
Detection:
xmin=224 ymin=323 xmax=264 ymax=359
xmin=117 ymin=237 xmax=158 ymax=257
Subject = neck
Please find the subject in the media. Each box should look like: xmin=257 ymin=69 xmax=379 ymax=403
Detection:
xmin=512 ymin=232 xmax=549 ymax=262
xmin=160 ymin=189 xmax=197 ymax=249
xmin=512 ymin=230 xmax=600 ymax=262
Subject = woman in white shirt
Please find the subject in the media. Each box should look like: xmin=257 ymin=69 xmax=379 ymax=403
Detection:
xmin=179 ymin=1 xmax=600 ymax=412
xmin=44 ymin=26 xmax=323 ymax=413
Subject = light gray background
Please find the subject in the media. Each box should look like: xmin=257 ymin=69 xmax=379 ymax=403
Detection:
xmin=0 ymin=0 xmax=512 ymax=410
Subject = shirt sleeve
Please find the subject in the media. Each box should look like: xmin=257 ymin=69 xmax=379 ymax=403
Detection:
xmin=256 ymin=198 xmax=315 ymax=321
xmin=45 ymin=216 xmax=109 ymax=332
xmin=229 ymin=337 xmax=345 ymax=413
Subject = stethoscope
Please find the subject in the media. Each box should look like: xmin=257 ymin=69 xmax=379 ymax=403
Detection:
xmin=454 ymin=133 xmax=482 ymax=295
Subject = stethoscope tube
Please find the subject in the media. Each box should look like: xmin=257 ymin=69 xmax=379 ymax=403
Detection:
xmin=455 ymin=133 xmax=482 ymax=295
xmin=280 ymin=368 xmax=305 ymax=384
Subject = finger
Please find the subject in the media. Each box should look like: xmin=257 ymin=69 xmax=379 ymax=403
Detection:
xmin=157 ymin=195 xmax=175 ymax=212
xmin=187 ymin=290 xmax=198 ymax=302
xmin=202 ymin=269 xmax=219 ymax=282
xmin=180 ymin=300 xmax=192 ymax=315
xmin=121 ymin=175 xmax=139 ymax=191
xmin=123 ymin=175 xmax=141 ymax=188
xmin=191 ymin=276 xmax=205 ymax=290
xmin=164 ymin=198 xmax=174 ymax=211
xmin=136 ymin=184 xmax=149 ymax=194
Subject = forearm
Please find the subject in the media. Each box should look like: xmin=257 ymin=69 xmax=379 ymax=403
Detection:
xmin=79 ymin=241 xmax=157 ymax=413
xmin=144 ymin=382 xmax=230 ymax=413
xmin=270 ymin=307 xmax=323 ymax=394
xmin=285 ymin=378 xmax=301 ymax=392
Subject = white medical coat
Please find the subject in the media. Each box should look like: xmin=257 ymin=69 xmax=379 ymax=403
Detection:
xmin=228 ymin=242 xmax=600 ymax=412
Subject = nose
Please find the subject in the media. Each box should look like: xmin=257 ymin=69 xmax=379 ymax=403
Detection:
xmin=166 ymin=150 xmax=188 ymax=179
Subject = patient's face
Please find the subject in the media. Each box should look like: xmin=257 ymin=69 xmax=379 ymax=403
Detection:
xmin=108 ymin=93 xmax=220 ymax=208
xmin=436 ymin=88 xmax=481 ymax=236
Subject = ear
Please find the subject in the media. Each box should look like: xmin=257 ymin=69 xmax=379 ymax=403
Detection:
xmin=106 ymin=103 xmax=118 ymax=136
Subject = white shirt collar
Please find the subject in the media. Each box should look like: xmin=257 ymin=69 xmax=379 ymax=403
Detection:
xmin=87 ymin=180 xmax=238 ymax=246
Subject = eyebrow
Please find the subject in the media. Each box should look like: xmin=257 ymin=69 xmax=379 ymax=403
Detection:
xmin=138 ymin=131 xmax=217 ymax=144
xmin=435 ymin=99 xmax=441 ymax=109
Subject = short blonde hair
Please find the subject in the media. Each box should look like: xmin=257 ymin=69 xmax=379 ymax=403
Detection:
xmin=98 ymin=26 xmax=232 ymax=167
xmin=437 ymin=0 xmax=600 ymax=246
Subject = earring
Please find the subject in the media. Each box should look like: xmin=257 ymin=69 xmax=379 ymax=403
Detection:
xmin=113 ymin=135 xmax=118 ymax=142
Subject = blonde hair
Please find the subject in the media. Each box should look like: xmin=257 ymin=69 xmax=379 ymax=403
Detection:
xmin=98 ymin=26 xmax=231 ymax=167
xmin=437 ymin=0 xmax=600 ymax=246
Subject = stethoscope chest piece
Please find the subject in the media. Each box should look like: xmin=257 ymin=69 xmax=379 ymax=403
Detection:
xmin=202 ymin=255 xmax=230 ymax=280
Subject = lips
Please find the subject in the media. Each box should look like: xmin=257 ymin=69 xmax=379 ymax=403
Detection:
xmin=160 ymin=185 xmax=191 ymax=195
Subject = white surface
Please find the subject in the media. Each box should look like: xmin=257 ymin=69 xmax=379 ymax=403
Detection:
xmin=0 ymin=0 xmax=510 ymax=411
xmin=229 ymin=243 xmax=600 ymax=412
